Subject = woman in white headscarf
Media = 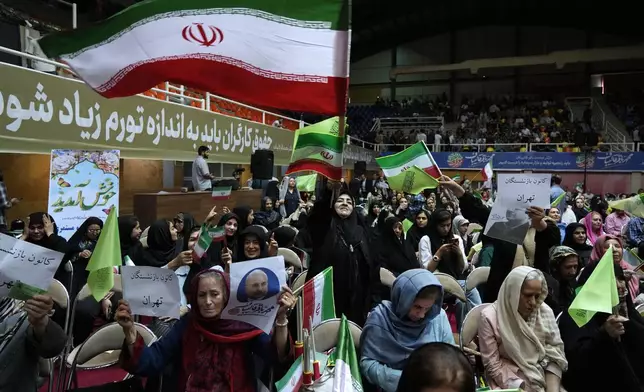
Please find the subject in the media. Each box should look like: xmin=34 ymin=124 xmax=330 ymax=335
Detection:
xmin=279 ymin=176 xmax=302 ymax=218
xmin=478 ymin=266 xmax=567 ymax=392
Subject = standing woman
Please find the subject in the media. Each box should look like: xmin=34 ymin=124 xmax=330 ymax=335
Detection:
xmin=0 ymin=169 xmax=20 ymax=230
xmin=406 ymin=210 xmax=430 ymax=253
xmin=306 ymin=188 xmax=373 ymax=326
xmin=582 ymin=211 xmax=605 ymax=246
xmin=562 ymin=223 xmax=593 ymax=267
xmin=206 ymin=212 xmax=240 ymax=269
xmin=279 ymin=177 xmax=302 ymax=218
xmin=65 ymin=217 xmax=103 ymax=298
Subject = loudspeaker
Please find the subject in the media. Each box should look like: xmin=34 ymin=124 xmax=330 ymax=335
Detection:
xmin=354 ymin=161 xmax=366 ymax=176
xmin=251 ymin=149 xmax=274 ymax=180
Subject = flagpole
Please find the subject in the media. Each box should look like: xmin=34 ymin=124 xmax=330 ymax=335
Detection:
xmin=295 ymin=297 xmax=304 ymax=358
xmin=309 ymin=316 xmax=321 ymax=380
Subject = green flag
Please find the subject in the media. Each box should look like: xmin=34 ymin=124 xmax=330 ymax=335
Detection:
xmin=568 ymin=245 xmax=619 ymax=327
xmin=609 ymin=194 xmax=644 ymax=217
xmin=551 ymin=191 xmax=566 ymax=208
xmin=386 ymin=165 xmax=438 ymax=194
xmin=402 ymin=219 xmax=413 ymax=235
xmin=86 ymin=208 xmax=122 ymax=301
xmin=296 ymin=173 xmax=317 ymax=192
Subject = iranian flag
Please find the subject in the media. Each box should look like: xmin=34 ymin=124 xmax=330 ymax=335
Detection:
xmin=330 ymin=315 xmax=363 ymax=391
xmin=275 ymin=356 xmax=303 ymax=392
xmin=480 ymin=159 xmax=493 ymax=181
xmin=38 ymin=0 xmax=350 ymax=115
xmin=286 ymin=117 xmax=344 ymax=180
xmin=376 ymin=142 xmax=441 ymax=179
xmin=302 ymin=266 xmax=335 ymax=330
xmin=212 ymin=186 xmax=231 ymax=200
xmin=193 ymin=225 xmax=224 ymax=259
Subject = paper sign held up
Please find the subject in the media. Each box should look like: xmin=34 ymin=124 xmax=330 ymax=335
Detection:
xmin=121 ymin=266 xmax=181 ymax=319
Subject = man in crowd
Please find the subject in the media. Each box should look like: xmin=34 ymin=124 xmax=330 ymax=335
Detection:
xmin=192 ymin=145 xmax=214 ymax=191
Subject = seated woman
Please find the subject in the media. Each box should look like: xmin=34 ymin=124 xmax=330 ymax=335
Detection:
xmin=375 ymin=216 xmax=419 ymax=276
xmin=478 ymin=266 xmax=568 ymax=391
xmin=117 ymin=269 xmax=295 ymax=391
xmin=560 ymin=265 xmax=644 ymax=391
xmin=396 ymin=342 xmax=475 ymax=392
xmin=360 ymin=269 xmax=454 ymax=392
xmin=562 ymin=223 xmax=593 ymax=267
xmin=0 ymin=294 xmax=66 ymax=391
xmin=577 ymin=234 xmax=639 ymax=301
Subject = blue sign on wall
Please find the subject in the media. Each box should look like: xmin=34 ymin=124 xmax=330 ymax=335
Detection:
xmin=427 ymin=152 xmax=644 ymax=172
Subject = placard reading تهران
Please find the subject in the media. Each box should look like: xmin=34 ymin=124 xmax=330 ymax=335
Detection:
xmin=121 ymin=265 xmax=181 ymax=319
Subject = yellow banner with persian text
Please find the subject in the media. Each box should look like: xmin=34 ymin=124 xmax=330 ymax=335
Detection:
xmin=0 ymin=63 xmax=295 ymax=164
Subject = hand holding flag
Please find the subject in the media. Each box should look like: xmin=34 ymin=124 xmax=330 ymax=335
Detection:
xmin=86 ymin=208 xmax=122 ymax=301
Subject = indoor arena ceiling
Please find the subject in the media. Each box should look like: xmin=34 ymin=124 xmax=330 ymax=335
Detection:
xmin=2 ymin=0 xmax=643 ymax=61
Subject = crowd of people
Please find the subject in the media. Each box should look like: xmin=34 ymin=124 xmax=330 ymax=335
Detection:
xmin=1 ymin=169 xmax=644 ymax=392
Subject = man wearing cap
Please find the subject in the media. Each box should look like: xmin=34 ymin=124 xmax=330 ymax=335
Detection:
xmin=544 ymin=245 xmax=580 ymax=316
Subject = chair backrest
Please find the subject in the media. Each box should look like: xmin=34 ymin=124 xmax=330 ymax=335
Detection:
xmin=459 ymin=303 xmax=490 ymax=349
xmin=467 ymin=223 xmax=483 ymax=235
xmin=291 ymin=271 xmax=307 ymax=292
xmin=433 ymin=272 xmax=466 ymax=302
xmin=278 ymin=248 xmax=302 ymax=269
xmin=73 ymin=322 xmax=156 ymax=366
xmin=637 ymin=304 xmax=644 ymax=317
xmin=48 ymin=279 xmax=69 ymax=310
xmin=555 ymin=311 xmax=563 ymax=325
xmin=379 ymin=267 xmax=396 ymax=288
xmin=465 ymin=266 xmax=490 ymax=292
xmin=312 ymin=318 xmax=362 ymax=353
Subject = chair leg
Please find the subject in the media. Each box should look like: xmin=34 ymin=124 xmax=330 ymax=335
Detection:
xmin=48 ymin=359 xmax=54 ymax=392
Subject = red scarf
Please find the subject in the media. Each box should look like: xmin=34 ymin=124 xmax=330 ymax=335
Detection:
xmin=182 ymin=269 xmax=263 ymax=392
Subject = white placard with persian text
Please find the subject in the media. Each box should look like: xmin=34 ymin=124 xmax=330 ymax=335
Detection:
xmin=121 ymin=266 xmax=181 ymax=319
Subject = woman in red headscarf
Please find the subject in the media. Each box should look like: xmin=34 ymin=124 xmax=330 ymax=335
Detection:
xmin=116 ymin=269 xmax=295 ymax=391
xmin=577 ymin=234 xmax=639 ymax=301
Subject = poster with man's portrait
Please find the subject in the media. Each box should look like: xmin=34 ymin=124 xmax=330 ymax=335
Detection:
xmin=222 ymin=256 xmax=286 ymax=333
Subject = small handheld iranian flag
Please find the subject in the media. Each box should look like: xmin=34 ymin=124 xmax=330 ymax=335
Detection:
xmin=302 ymin=266 xmax=335 ymax=330
xmin=193 ymin=225 xmax=225 ymax=259
xmin=275 ymin=356 xmax=304 ymax=392
xmin=480 ymin=159 xmax=493 ymax=181
xmin=330 ymin=315 xmax=363 ymax=391
xmin=212 ymin=186 xmax=232 ymax=200
xmin=376 ymin=141 xmax=441 ymax=179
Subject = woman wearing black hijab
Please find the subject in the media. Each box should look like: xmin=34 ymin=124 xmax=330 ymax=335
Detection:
xmin=65 ymin=216 xmax=103 ymax=298
xmin=254 ymin=197 xmax=281 ymax=230
xmin=376 ymin=216 xmax=418 ymax=276
xmin=562 ymin=222 xmax=593 ymax=267
xmin=22 ymin=212 xmax=68 ymax=288
xmin=137 ymin=219 xmax=190 ymax=268
xmin=173 ymin=212 xmax=196 ymax=252
xmin=118 ymin=215 xmax=142 ymax=263
xmin=206 ymin=212 xmax=240 ymax=269
xmin=232 ymin=205 xmax=254 ymax=232
xmin=406 ymin=210 xmax=430 ymax=252
xmin=306 ymin=188 xmax=374 ymax=326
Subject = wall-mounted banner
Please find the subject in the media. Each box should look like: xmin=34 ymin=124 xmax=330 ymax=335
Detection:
xmin=47 ymin=150 xmax=120 ymax=239
xmin=426 ymin=152 xmax=644 ymax=172
xmin=0 ymin=63 xmax=295 ymax=164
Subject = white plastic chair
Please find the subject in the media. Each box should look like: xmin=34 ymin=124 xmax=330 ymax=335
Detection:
xmin=278 ymin=248 xmax=302 ymax=270
xmin=379 ymin=267 xmax=396 ymax=288
xmin=312 ymin=318 xmax=362 ymax=353
xmin=65 ymin=322 xmax=157 ymax=390
xmin=458 ymin=303 xmax=490 ymax=351
xmin=636 ymin=304 xmax=644 ymax=317
xmin=433 ymin=272 xmax=467 ymax=302
xmin=291 ymin=271 xmax=307 ymax=293
xmin=465 ymin=267 xmax=490 ymax=292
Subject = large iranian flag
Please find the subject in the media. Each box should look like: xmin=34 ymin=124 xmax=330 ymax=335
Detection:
xmin=376 ymin=141 xmax=441 ymax=179
xmin=302 ymin=266 xmax=336 ymax=330
xmin=38 ymin=0 xmax=350 ymax=115
xmin=286 ymin=117 xmax=344 ymax=180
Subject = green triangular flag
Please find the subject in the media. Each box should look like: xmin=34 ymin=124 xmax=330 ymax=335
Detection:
xmin=86 ymin=208 xmax=122 ymax=301
xmin=609 ymin=194 xmax=644 ymax=218
xmin=402 ymin=219 xmax=413 ymax=235
xmin=386 ymin=165 xmax=438 ymax=194
xmin=551 ymin=191 xmax=566 ymax=208
xmin=568 ymin=245 xmax=619 ymax=327
xmin=296 ymin=173 xmax=317 ymax=192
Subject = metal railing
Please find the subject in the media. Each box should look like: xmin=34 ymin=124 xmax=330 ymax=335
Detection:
xmin=347 ymin=137 xmax=636 ymax=153
xmin=0 ymin=45 xmax=304 ymax=130
xmin=565 ymin=96 xmax=627 ymax=150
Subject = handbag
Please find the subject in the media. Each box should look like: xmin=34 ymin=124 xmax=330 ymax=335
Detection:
xmin=68 ymin=377 xmax=145 ymax=392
